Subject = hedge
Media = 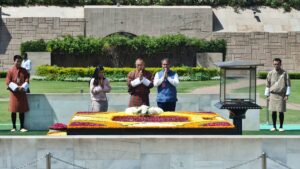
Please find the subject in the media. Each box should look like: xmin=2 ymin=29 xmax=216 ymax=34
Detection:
xmin=20 ymin=39 xmax=47 ymax=55
xmin=35 ymin=65 xmax=220 ymax=81
xmin=1 ymin=0 xmax=299 ymax=11
xmin=21 ymin=34 xmax=227 ymax=56
xmin=258 ymin=72 xmax=300 ymax=79
xmin=21 ymin=34 xmax=227 ymax=67
xmin=0 ymin=71 xmax=6 ymax=78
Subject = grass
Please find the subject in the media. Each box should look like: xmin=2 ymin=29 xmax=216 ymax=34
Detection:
xmin=0 ymin=130 xmax=47 ymax=135
xmin=244 ymin=130 xmax=300 ymax=135
xmin=0 ymin=79 xmax=219 ymax=97
xmin=233 ymin=80 xmax=300 ymax=104
xmin=0 ymin=101 xmax=10 ymax=123
xmin=260 ymin=107 xmax=300 ymax=124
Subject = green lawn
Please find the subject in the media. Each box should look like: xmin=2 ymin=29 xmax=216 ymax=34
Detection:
xmin=260 ymin=107 xmax=300 ymax=124
xmin=0 ymin=79 xmax=219 ymax=97
xmin=0 ymin=130 xmax=47 ymax=135
xmin=0 ymin=101 xmax=10 ymax=124
xmin=233 ymin=80 xmax=300 ymax=104
xmin=244 ymin=130 xmax=300 ymax=135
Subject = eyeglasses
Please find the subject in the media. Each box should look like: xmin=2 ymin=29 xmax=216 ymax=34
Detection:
xmin=273 ymin=64 xmax=280 ymax=65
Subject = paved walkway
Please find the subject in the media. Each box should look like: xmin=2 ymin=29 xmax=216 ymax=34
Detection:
xmin=192 ymin=79 xmax=300 ymax=110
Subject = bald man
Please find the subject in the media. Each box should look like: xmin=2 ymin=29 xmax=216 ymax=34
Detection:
xmin=127 ymin=58 xmax=153 ymax=107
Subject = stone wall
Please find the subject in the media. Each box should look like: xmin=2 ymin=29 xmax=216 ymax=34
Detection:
xmin=0 ymin=136 xmax=299 ymax=169
xmin=0 ymin=17 xmax=85 ymax=70
xmin=84 ymin=6 xmax=212 ymax=39
xmin=213 ymin=32 xmax=300 ymax=72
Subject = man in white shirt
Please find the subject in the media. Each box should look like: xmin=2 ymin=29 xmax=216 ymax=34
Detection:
xmin=21 ymin=53 xmax=32 ymax=73
xmin=21 ymin=53 xmax=32 ymax=93
xmin=154 ymin=58 xmax=179 ymax=111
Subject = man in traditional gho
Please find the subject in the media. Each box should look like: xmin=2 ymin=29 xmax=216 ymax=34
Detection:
xmin=6 ymin=55 xmax=30 ymax=132
xmin=265 ymin=58 xmax=291 ymax=132
xmin=154 ymin=58 xmax=179 ymax=111
xmin=127 ymin=58 xmax=153 ymax=107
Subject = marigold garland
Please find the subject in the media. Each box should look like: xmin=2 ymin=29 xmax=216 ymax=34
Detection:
xmin=67 ymin=111 xmax=234 ymax=129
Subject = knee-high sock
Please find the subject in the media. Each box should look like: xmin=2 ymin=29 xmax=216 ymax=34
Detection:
xmin=279 ymin=112 xmax=284 ymax=128
xmin=272 ymin=111 xmax=277 ymax=128
xmin=11 ymin=113 xmax=17 ymax=129
xmin=19 ymin=113 xmax=25 ymax=129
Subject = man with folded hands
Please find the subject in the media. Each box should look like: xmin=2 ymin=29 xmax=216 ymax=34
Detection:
xmin=154 ymin=58 xmax=179 ymax=111
xmin=127 ymin=58 xmax=153 ymax=107
xmin=5 ymin=55 xmax=29 ymax=132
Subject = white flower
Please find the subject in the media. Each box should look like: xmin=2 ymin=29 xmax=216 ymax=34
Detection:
xmin=125 ymin=105 xmax=164 ymax=115
xmin=148 ymin=107 xmax=163 ymax=115
xmin=125 ymin=107 xmax=139 ymax=114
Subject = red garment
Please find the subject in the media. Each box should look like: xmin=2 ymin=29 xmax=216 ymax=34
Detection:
xmin=129 ymin=95 xmax=150 ymax=107
xmin=127 ymin=69 xmax=153 ymax=107
xmin=5 ymin=65 xmax=29 ymax=113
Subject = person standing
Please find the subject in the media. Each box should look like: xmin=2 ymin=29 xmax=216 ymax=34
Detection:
xmin=6 ymin=55 xmax=30 ymax=132
xmin=90 ymin=65 xmax=111 ymax=112
xmin=265 ymin=58 xmax=291 ymax=132
xmin=21 ymin=52 xmax=31 ymax=93
xmin=154 ymin=58 xmax=179 ymax=111
xmin=127 ymin=58 xmax=153 ymax=107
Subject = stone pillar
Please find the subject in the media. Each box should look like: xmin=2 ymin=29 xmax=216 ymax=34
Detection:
xmin=27 ymin=52 xmax=51 ymax=75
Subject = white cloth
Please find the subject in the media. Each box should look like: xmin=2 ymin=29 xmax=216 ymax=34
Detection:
xmin=153 ymin=73 xmax=164 ymax=87
xmin=264 ymin=87 xmax=270 ymax=96
xmin=142 ymin=77 xmax=151 ymax=86
xmin=8 ymin=82 xmax=18 ymax=92
xmin=154 ymin=72 xmax=179 ymax=87
xmin=130 ymin=77 xmax=151 ymax=87
xmin=167 ymin=75 xmax=179 ymax=86
xmin=286 ymin=86 xmax=291 ymax=96
xmin=21 ymin=59 xmax=32 ymax=73
xmin=21 ymin=82 xmax=29 ymax=91
xmin=130 ymin=78 xmax=142 ymax=87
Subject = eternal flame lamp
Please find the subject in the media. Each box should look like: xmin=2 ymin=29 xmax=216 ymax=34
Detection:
xmin=215 ymin=60 xmax=263 ymax=134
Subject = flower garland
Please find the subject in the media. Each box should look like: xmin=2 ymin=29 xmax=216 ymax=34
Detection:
xmin=67 ymin=111 xmax=235 ymax=129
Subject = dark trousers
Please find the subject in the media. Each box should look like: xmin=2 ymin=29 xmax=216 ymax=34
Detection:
xmin=11 ymin=112 xmax=25 ymax=129
xmin=157 ymin=102 xmax=176 ymax=112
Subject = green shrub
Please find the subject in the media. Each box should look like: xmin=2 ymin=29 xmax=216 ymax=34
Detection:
xmin=21 ymin=34 xmax=226 ymax=64
xmin=258 ymin=72 xmax=300 ymax=79
xmin=20 ymin=39 xmax=47 ymax=55
xmin=0 ymin=71 xmax=7 ymax=78
xmin=258 ymin=72 xmax=268 ymax=79
xmin=289 ymin=73 xmax=300 ymax=79
xmin=36 ymin=65 xmax=220 ymax=81
xmin=47 ymin=35 xmax=104 ymax=55
xmin=48 ymin=34 xmax=226 ymax=55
